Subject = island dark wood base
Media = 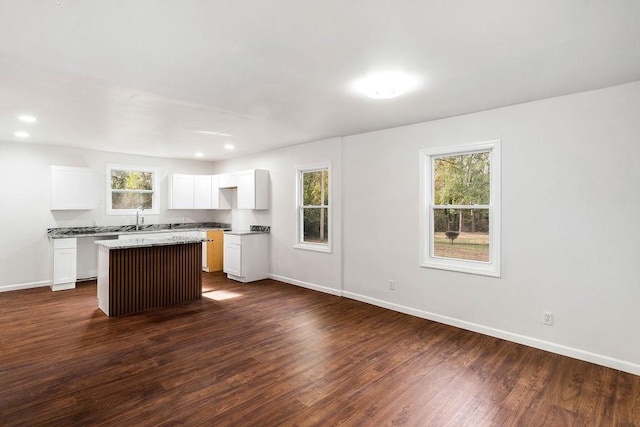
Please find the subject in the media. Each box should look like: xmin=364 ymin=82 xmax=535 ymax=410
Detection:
xmin=98 ymin=243 xmax=202 ymax=316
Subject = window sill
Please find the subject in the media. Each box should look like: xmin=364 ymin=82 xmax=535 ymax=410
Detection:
xmin=294 ymin=242 xmax=332 ymax=253
xmin=420 ymin=260 xmax=500 ymax=278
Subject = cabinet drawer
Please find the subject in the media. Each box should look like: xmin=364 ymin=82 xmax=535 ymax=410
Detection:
xmin=224 ymin=234 xmax=241 ymax=245
xmin=53 ymin=238 xmax=77 ymax=250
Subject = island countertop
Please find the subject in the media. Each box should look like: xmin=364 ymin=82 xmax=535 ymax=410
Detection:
xmin=94 ymin=236 xmax=209 ymax=249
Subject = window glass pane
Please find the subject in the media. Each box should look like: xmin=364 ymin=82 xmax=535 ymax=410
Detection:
xmin=302 ymin=171 xmax=329 ymax=206
xmin=433 ymin=208 xmax=489 ymax=262
xmin=434 ymin=152 xmax=490 ymax=205
xmin=303 ymin=207 xmax=328 ymax=243
xmin=112 ymin=192 xmax=153 ymax=210
xmin=111 ymin=170 xmax=153 ymax=191
xmin=322 ymin=169 xmax=329 ymax=205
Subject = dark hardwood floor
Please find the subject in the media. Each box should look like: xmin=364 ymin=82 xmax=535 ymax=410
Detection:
xmin=1 ymin=272 xmax=639 ymax=426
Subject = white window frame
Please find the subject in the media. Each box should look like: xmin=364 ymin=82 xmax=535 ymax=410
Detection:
xmin=420 ymin=140 xmax=501 ymax=277
xmin=295 ymin=162 xmax=331 ymax=253
xmin=106 ymin=164 xmax=160 ymax=215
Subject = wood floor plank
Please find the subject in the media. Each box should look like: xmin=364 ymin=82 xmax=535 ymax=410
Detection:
xmin=1 ymin=272 xmax=639 ymax=426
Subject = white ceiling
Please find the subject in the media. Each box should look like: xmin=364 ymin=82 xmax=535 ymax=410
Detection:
xmin=1 ymin=0 xmax=639 ymax=161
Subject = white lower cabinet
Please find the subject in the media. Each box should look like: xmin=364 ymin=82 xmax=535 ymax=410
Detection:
xmin=223 ymin=238 xmax=242 ymax=277
xmin=52 ymin=238 xmax=77 ymax=291
xmin=223 ymin=233 xmax=269 ymax=283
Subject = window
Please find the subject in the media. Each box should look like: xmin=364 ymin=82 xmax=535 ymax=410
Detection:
xmin=106 ymin=164 xmax=160 ymax=215
xmin=295 ymin=164 xmax=331 ymax=252
xmin=420 ymin=140 xmax=501 ymax=277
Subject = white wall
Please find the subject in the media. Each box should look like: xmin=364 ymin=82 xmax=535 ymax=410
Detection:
xmin=342 ymin=81 xmax=640 ymax=375
xmin=212 ymin=137 xmax=343 ymax=294
xmin=0 ymin=142 xmax=216 ymax=290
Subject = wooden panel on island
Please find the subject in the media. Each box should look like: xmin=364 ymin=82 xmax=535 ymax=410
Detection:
xmin=96 ymin=238 xmax=202 ymax=316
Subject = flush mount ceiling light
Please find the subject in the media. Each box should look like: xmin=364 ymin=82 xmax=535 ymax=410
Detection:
xmin=18 ymin=114 xmax=37 ymax=123
xmin=352 ymin=71 xmax=419 ymax=99
xmin=14 ymin=131 xmax=29 ymax=138
xmin=195 ymin=152 xmax=204 ymax=158
xmin=224 ymin=143 xmax=234 ymax=150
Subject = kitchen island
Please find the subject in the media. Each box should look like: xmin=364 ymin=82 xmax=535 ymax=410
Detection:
xmin=95 ymin=237 xmax=204 ymax=316
xmin=47 ymin=221 xmax=230 ymax=291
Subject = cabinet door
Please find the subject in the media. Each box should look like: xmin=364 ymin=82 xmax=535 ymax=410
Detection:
xmin=52 ymin=238 xmax=77 ymax=290
xmin=223 ymin=243 xmax=241 ymax=276
xmin=211 ymin=175 xmax=220 ymax=209
xmin=253 ymin=170 xmax=269 ymax=209
xmin=206 ymin=230 xmax=224 ymax=272
xmin=53 ymin=248 xmax=77 ymax=285
xmin=194 ymin=175 xmax=213 ymax=209
xmin=169 ymin=174 xmax=194 ymax=209
xmin=50 ymin=166 xmax=95 ymax=210
xmin=217 ymin=173 xmax=238 ymax=188
xmin=237 ymin=169 xmax=269 ymax=210
xmin=237 ymin=170 xmax=255 ymax=209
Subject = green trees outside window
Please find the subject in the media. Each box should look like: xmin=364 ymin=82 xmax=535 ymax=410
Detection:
xmin=110 ymin=170 xmax=154 ymax=210
xmin=433 ymin=152 xmax=490 ymax=261
xmin=299 ymin=168 xmax=329 ymax=245
xmin=107 ymin=165 xmax=159 ymax=214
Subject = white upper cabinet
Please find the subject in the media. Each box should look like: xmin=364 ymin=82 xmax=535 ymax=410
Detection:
xmin=193 ymin=175 xmax=213 ymax=209
xmin=50 ymin=165 xmax=95 ymax=210
xmin=218 ymin=173 xmax=238 ymax=188
xmin=170 ymin=174 xmax=214 ymax=209
xmin=168 ymin=173 xmax=194 ymax=209
xmin=168 ymin=170 xmax=268 ymax=210
xmin=237 ymin=169 xmax=269 ymax=210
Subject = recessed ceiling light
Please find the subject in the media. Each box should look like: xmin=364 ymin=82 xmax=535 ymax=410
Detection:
xmin=14 ymin=131 xmax=29 ymax=138
xmin=195 ymin=152 xmax=204 ymax=158
xmin=224 ymin=144 xmax=234 ymax=150
xmin=196 ymin=130 xmax=232 ymax=137
xmin=352 ymin=71 xmax=419 ymax=99
xmin=18 ymin=114 xmax=37 ymax=123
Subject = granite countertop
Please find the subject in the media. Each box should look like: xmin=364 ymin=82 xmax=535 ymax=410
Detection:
xmin=225 ymin=225 xmax=271 ymax=236
xmin=47 ymin=222 xmax=231 ymax=239
xmin=224 ymin=231 xmax=269 ymax=235
xmin=94 ymin=236 xmax=209 ymax=249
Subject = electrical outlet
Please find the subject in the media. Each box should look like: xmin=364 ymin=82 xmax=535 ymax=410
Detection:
xmin=388 ymin=280 xmax=395 ymax=290
xmin=543 ymin=311 xmax=553 ymax=326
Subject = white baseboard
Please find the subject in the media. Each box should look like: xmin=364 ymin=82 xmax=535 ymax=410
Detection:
xmin=0 ymin=280 xmax=51 ymax=293
xmin=269 ymin=274 xmax=343 ymax=297
xmin=342 ymin=290 xmax=640 ymax=377
xmin=51 ymin=282 xmax=76 ymax=292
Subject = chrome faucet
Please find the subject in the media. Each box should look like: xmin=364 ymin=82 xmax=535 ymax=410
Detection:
xmin=136 ymin=206 xmax=145 ymax=230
